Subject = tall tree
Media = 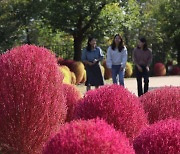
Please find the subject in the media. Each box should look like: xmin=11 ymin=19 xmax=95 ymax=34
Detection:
xmin=45 ymin=0 xmax=119 ymax=61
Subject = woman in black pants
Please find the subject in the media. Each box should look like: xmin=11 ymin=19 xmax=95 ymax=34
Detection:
xmin=132 ymin=37 xmax=152 ymax=97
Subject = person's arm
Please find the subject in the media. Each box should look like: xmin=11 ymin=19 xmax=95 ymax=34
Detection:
xmin=132 ymin=48 xmax=142 ymax=72
xmin=106 ymin=47 xmax=112 ymax=69
xmin=93 ymin=47 xmax=104 ymax=63
xmin=121 ymin=47 xmax=128 ymax=69
xmin=81 ymin=49 xmax=93 ymax=65
xmin=147 ymin=49 xmax=153 ymax=66
xmin=146 ymin=49 xmax=153 ymax=71
xmin=98 ymin=47 xmax=104 ymax=61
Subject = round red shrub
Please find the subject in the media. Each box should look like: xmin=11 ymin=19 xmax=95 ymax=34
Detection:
xmin=62 ymin=84 xmax=82 ymax=122
xmin=153 ymin=62 xmax=166 ymax=76
xmin=133 ymin=119 xmax=180 ymax=154
xmin=43 ymin=118 xmax=135 ymax=154
xmin=74 ymin=84 xmax=148 ymax=140
xmin=58 ymin=59 xmax=75 ymax=71
xmin=57 ymin=56 xmax=64 ymax=65
xmin=171 ymin=66 xmax=180 ymax=75
xmin=140 ymin=86 xmax=180 ymax=124
xmin=0 ymin=44 xmax=67 ymax=153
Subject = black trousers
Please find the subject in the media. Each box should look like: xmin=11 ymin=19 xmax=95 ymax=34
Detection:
xmin=135 ymin=66 xmax=149 ymax=97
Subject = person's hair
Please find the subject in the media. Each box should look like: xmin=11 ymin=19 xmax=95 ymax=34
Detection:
xmin=111 ymin=34 xmax=124 ymax=52
xmin=86 ymin=36 xmax=96 ymax=51
xmin=138 ymin=37 xmax=148 ymax=51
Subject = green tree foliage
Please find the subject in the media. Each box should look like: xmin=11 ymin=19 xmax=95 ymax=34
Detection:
xmin=45 ymin=0 xmax=119 ymax=61
xmin=153 ymin=0 xmax=180 ymax=65
xmin=0 ymin=0 xmax=179 ymax=65
xmin=120 ymin=0 xmax=141 ymax=60
xmin=0 ymin=0 xmax=46 ymax=52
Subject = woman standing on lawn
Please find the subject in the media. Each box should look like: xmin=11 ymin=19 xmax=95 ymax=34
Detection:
xmin=106 ymin=34 xmax=128 ymax=86
xmin=132 ymin=37 xmax=152 ymax=97
xmin=81 ymin=36 xmax=104 ymax=91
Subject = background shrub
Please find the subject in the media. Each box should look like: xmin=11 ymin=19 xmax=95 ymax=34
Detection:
xmin=74 ymin=84 xmax=148 ymax=140
xmin=102 ymin=60 xmax=112 ymax=80
xmin=62 ymin=84 xmax=82 ymax=122
xmin=71 ymin=61 xmax=85 ymax=84
xmin=153 ymin=62 xmax=166 ymax=76
xmin=140 ymin=86 xmax=180 ymax=124
xmin=0 ymin=45 xmax=67 ymax=153
xmin=133 ymin=119 xmax=180 ymax=154
xmin=71 ymin=72 xmax=76 ymax=84
xmin=125 ymin=62 xmax=133 ymax=78
xmin=43 ymin=118 xmax=135 ymax=154
xmin=171 ymin=65 xmax=180 ymax=75
xmin=59 ymin=65 xmax=72 ymax=84
xmin=100 ymin=64 xmax=105 ymax=78
xmin=58 ymin=59 xmax=75 ymax=71
xmin=80 ymin=69 xmax=86 ymax=84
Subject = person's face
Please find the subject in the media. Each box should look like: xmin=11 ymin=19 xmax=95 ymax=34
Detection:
xmin=114 ymin=35 xmax=121 ymax=45
xmin=89 ymin=38 xmax=96 ymax=48
xmin=138 ymin=40 xmax=144 ymax=48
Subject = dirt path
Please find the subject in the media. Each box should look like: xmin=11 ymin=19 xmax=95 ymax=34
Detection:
xmin=77 ymin=76 xmax=180 ymax=96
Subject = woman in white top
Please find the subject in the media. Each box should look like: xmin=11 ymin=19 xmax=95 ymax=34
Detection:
xmin=106 ymin=34 xmax=128 ymax=86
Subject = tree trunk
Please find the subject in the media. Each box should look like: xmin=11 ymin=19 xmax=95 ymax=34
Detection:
xmin=178 ymin=50 xmax=180 ymax=66
xmin=26 ymin=28 xmax=31 ymax=44
xmin=73 ymin=35 xmax=83 ymax=61
xmin=174 ymin=37 xmax=180 ymax=66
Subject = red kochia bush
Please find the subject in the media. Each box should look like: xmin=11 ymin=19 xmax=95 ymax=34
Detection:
xmin=74 ymin=84 xmax=148 ymax=140
xmin=62 ymin=84 xmax=82 ymax=122
xmin=58 ymin=59 xmax=75 ymax=71
xmin=133 ymin=119 xmax=180 ymax=154
xmin=43 ymin=118 xmax=135 ymax=154
xmin=140 ymin=86 xmax=180 ymax=124
xmin=0 ymin=45 xmax=67 ymax=154
xmin=153 ymin=62 xmax=166 ymax=76
xmin=171 ymin=66 xmax=180 ymax=75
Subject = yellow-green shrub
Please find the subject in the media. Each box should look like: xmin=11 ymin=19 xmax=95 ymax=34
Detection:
xmin=71 ymin=72 xmax=76 ymax=85
xmin=102 ymin=60 xmax=112 ymax=80
xmin=71 ymin=61 xmax=85 ymax=84
xmin=100 ymin=64 xmax=105 ymax=78
xmin=59 ymin=65 xmax=72 ymax=84
xmin=80 ymin=70 xmax=87 ymax=83
xmin=125 ymin=62 xmax=133 ymax=78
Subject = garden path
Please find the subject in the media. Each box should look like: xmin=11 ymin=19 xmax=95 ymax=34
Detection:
xmin=77 ymin=76 xmax=180 ymax=96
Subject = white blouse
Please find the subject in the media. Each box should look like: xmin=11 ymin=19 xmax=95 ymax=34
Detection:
xmin=106 ymin=46 xmax=128 ymax=69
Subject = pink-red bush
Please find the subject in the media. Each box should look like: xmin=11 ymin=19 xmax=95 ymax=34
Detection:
xmin=153 ymin=62 xmax=166 ymax=76
xmin=62 ymin=84 xmax=82 ymax=122
xmin=58 ymin=59 xmax=75 ymax=71
xmin=0 ymin=44 xmax=67 ymax=153
xmin=74 ymin=84 xmax=148 ymax=140
xmin=56 ymin=56 xmax=64 ymax=64
xmin=43 ymin=118 xmax=135 ymax=154
xmin=140 ymin=86 xmax=180 ymax=124
xmin=171 ymin=66 xmax=180 ymax=75
xmin=133 ymin=119 xmax=180 ymax=154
